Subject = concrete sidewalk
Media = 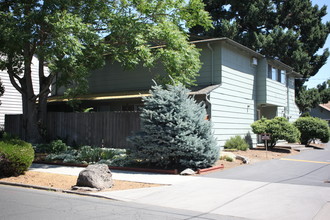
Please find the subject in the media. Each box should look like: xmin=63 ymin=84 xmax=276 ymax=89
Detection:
xmin=30 ymin=163 xmax=195 ymax=185
xmin=92 ymin=176 xmax=330 ymax=220
xmin=30 ymin=162 xmax=330 ymax=220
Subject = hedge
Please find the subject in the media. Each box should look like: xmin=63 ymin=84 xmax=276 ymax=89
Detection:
xmin=0 ymin=139 xmax=34 ymax=177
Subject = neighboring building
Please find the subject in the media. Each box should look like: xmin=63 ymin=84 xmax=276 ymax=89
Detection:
xmin=310 ymin=102 xmax=330 ymax=125
xmin=0 ymin=56 xmax=44 ymax=128
xmin=48 ymin=38 xmax=301 ymax=147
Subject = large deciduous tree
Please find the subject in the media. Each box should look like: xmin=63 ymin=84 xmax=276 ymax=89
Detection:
xmin=0 ymin=0 xmax=211 ymax=143
xmin=191 ymin=0 xmax=330 ymax=92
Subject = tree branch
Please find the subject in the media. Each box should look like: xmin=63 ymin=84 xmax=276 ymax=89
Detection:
xmin=7 ymin=56 xmax=23 ymax=94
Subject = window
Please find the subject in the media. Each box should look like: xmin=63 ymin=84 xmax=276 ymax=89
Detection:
xmin=268 ymin=64 xmax=272 ymax=79
xmin=280 ymin=70 xmax=286 ymax=84
xmin=272 ymin=67 xmax=277 ymax=81
xmin=268 ymin=64 xmax=286 ymax=84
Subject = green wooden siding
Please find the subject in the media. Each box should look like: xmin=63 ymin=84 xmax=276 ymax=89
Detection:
xmin=265 ymin=79 xmax=287 ymax=106
xmin=287 ymin=77 xmax=300 ymax=121
xmin=89 ymin=62 xmax=157 ymax=94
xmin=210 ymin=61 xmax=257 ymax=147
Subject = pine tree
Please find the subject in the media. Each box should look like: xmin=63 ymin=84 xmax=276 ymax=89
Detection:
xmin=191 ymin=0 xmax=330 ymax=91
xmin=128 ymin=83 xmax=219 ymax=169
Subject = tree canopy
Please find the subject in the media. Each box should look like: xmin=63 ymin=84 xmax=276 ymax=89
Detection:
xmin=296 ymin=79 xmax=330 ymax=113
xmin=190 ymin=0 xmax=330 ymax=90
xmin=0 ymin=0 xmax=212 ymax=143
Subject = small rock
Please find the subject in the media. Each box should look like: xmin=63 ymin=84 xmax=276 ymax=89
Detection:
xmin=180 ymin=168 xmax=196 ymax=175
xmin=236 ymin=155 xmax=250 ymax=164
xmin=76 ymin=164 xmax=113 ymax=190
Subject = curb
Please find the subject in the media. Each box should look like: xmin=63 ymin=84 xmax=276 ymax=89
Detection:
xmin=33 ymin=162 xmax=226 ymax=175
xmin=0 ymin=181 xmax=116 ymax=201
xmin=197 ymin=164 xmax=224 ymax=174
xmin=33 ymin=162 xmax=179 ymax=174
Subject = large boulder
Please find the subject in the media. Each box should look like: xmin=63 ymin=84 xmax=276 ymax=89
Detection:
xmin=76 ymin=164 xmax=113 ymax=190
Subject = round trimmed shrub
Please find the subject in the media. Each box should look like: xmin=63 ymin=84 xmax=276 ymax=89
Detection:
xmin=224 ymin=135 xmax=249 ymax=151
xmin=0 ymin=139 xmax=35 ymax=177
xmin=251 ymin=117 xmax=300 ymax=148
xmin=294 ymin=116 xmax=330 ymax=145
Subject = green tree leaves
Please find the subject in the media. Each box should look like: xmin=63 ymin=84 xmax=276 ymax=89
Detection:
xmin=295 ymin=79 xmax=330 ymax=113
xmin=294 ymin=116 xmax=330 ymax=145
xmin=191 ymin=0 xmax=330 ymax=90
xmin=251 ymin=117 xmax=300 ymax=148
xmin=0 ymin=0 xmax=211 ymax=142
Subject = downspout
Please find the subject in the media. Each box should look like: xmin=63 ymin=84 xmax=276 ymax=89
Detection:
xmin=205 ymin=93 xmax=212 ymax=120
xmin=286 ymin=74 xmax=290 ymax=120
xmin=207 ymin=43 xmax=214 ymax=85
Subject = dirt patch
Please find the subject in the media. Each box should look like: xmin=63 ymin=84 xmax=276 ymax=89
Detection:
xmin=0 ymin=171 xmax=163 ymax=191
xmin=215 ymin=146 xmax=300 ymax=171
xmin=0 ymin=146 xmax=304 ymax=191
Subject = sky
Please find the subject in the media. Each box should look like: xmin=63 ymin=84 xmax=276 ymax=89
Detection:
xmin=306 ymin=0 xmax=330 ymax=88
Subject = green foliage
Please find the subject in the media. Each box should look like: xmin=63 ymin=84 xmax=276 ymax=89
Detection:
xmin=35 ymin=140 xmax=68 ymax=154
xmin=294 ymin=117 xmax=330 ymax=145
xmin=295 ymin=80 xmax=330 ymax=113
xmin=49 ymin=140 xmax=68 ymax=154
xmin=251 ymin=117 xmax=300 ymax=148
xmin=45 ymin=145 xmax=126 ymax=165
xmin=0 ymin=139 xmax=34 ymax=177
xmin=318 ymin=80 xmax=330 ymax=104
xmin=0 ymin=0 xmax=212 ymax=143
xmin=224 ymin=136 xmax=249 ymax=151
xmin=296 ymin=86 xmax=321 ymax=113
xmin=128 ymin=83 xmax=219 ymax=169
xmin=191 ymin=0 xmax=330 ymax=92
xmin=220 ymin=155 xmax=233 ymax=162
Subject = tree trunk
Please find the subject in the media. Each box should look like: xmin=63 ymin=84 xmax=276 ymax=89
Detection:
xmin=22 ymin=92 xmax=43 ymax=143
xmin=37 ymin=88 xmax=50 ymax=140
xmin=20 ymin=54 xmax=45 ymax=144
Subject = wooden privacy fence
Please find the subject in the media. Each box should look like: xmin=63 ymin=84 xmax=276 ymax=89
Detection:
xmin=5 ymin=112 xmax=141 ymax=148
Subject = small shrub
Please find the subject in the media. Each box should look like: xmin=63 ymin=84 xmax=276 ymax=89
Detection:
xmin=0 ymin=132 xmax=19 ymax=141
xmin=98 ymin=154 xmax=131 ymax=167
xmin=35 ymin=139 xmax=69 ymax=154
xmin=77 ymin=146 xmax=100 ymax=163
xmin=0 ymin=139 xmax=34 ymax=177
xmin=251 ymin=117 xmax=300 ymax=148
xmin=45 ymin=145 xmax=127 ymax=165
xmin=49 ymin=140 xmax=68 ymax=153
xmin=224 ymin=136 xmax=249 ymax=151
xmin=220 ymin=155 xmax=234 ymax=162
xmin=45 ymin=151 xmax=78 ymax=162
xmin=294 ymin=117 xmax=330 ymax=145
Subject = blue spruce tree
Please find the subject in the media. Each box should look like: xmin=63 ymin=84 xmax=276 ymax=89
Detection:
xmin=128 ymin=83 xmax=219 ymax=169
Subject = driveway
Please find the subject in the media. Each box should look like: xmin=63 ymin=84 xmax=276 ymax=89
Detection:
xmin=204 ymin=143 xmax=330 ymax=187
xmin=93 ymin=143 xmax=330 ymax=220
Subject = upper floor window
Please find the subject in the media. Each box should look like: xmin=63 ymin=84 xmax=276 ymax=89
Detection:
xmin=280 ymin=70 xmax=286 ymax=84
xmin=268 ymin=64 xmax=286 ymax=84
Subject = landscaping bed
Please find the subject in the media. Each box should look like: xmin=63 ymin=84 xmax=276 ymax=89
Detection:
xmin=0 ymin=146 xmax=303 ymax=192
